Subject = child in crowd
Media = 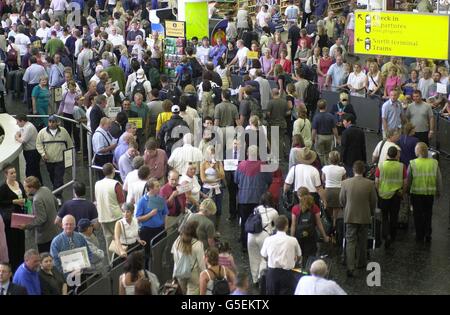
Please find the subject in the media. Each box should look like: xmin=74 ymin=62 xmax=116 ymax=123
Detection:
xmin=218 ymin=241 xmax=237 ymax=272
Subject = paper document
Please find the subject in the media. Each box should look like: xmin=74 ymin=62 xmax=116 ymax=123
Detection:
xmin=437 ymin=83 xmax=447 ymax=94
xmin=60 ymin=247 xmax=91 ymax=273
xmin=224 ymin=159 xmax=239 ymax=171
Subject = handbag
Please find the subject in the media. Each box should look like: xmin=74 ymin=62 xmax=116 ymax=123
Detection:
xmin=109 ymin=221 xmax=128 ymax=256
xmin=366 ymin=140 xmax=386 ymax=180
xmin=160 ymin=278 xmax=183 ymax=295
xmin=282 ymin=165 xmax=298 ymax=212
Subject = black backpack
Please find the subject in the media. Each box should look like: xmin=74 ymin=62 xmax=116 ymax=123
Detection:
xmin=211 ymin=85 xmax=223 ymax=105
xmin=178 ymin=63 xmax=192 ymax=87
xmin=208 ymin=268 xmax=230 ymax=295
xmin=304 ymin=81 xmax=320 ymax=117
xmin=163 ymin=118 xmax=189 ymax=154
xmin=161 ymin=84 xmax=181 ymax=105
xmin=295 ymin=209 xmax=316 ymax=240
xmin=245 ymin=208 xmax=263 ymax=234
xmin=187 ymin=57 xmax=203 ymax=79
xmin=132 ymin=80 xmax=147 ymax=102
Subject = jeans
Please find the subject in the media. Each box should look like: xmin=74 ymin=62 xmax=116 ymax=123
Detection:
xmin=379 ymin=194 xmax=401 ymax=241
xmin=345 ymin=223 xmax=369 ymax=271
xmin=411 ymin=194 xmax=434 ymax=241
xmin=23 ymin=149 xmax=42 ymax=183
xmin=46 ymin=161 xmax=65 ymax=198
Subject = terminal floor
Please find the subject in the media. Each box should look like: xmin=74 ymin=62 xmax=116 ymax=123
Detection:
xmin=6 ymin=94 xmax=450 ymax=295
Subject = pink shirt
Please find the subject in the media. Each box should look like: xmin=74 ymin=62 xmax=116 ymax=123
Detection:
xmin=385 ymin=76 xmax=402 ymax=96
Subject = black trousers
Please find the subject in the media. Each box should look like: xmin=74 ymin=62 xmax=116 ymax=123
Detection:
xmin=139 ymin=225 xmax=165 ymax=269
xmin=414 ymin=132 xmax=429 ymax=146
xmin=379 ymin=194 xmax=401 ymax=241
xmin=63 ymin=113 xmax=74 ymax=138
xmin=26 ymin=83 xmax=38 ymax=113
xmin=411 ymin=194 xmax=434 ymax=241
xmin=23 ymin=149 xmax=42 ymax=183
xmin=46 ymin=161 xmax=65 ymax=198
xmin=266 ymin=268 xmax=295 ymax=295
xmin=239 ymin=203 xmax=258 ymax=248
xmin=225 ymin=171 xmax=238 ymax=219
xmin=301 ymin=12 xmax=313 ymax=28
xmin=38 ymin=241 xmax=52 ymax=253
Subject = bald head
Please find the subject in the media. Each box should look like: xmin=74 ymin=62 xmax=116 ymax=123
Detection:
xmin=62 ymin=215 xmax=76 ymax=235
xmin=310 ymin=259 xmax=328 ymax=278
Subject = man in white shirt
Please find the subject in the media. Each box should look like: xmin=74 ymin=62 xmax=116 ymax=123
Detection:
xmin=36 ymin=20 xmax=50 ymax=44
xmin=261 ymin=215 xmax=302 ymax=295
xmin=329 ymin=37 xmax=347 ymax=59
xmin=108 ymin=27 xmax=125 ymax=48
xmin=346 ymin=63 xmax=366 ymax=97
xmin=295 ymin=259 xmax=347 ymax=295
xmin=50 ymin=0 xmax=68 ymax=24
xmin=285 ymin=0 xmax=300 ymax=28
xmin=283 ymin=147 xmax=327 ymax=207
xmin=14 ymin=25 xmax=31 ymax=58
xmin=168 ymin=133 xmax=203 ymax=175
xmin=196 ymin=36 xmax=211 ymax=66
xmin=229 ymin=39 xmax=249 ymax=71
xmin=15 ymin=114 xmax=42 ymax=182
xmin=256 ymin=5 xmax=271 ymax=29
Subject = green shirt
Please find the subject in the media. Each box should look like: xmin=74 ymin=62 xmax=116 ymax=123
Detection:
xmin=105 ymin=66 xmax=126 ymax=93
xmin=45 ymin=38 xmax=65 ymax=58
xmin=188 ymin=213 xmax=215 ymax=250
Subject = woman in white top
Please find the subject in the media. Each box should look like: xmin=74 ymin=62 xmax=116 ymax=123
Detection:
xmin=119 ymin=251 xmax=160 ymax=295
xmin=126 ymin=165 xmax=150 ymax=208
xmin=171 ymin=221 xmax=206 ymax=295
xmin=200 ymin=146 xmax=225 ymax=228
xmin=365 ymin=61 xmax=383 ymax=97
xmin=113 ymin=203 xmax=146 ymax=259
xmin=199 ymin=247 xmax=235 ymax=295
xmin=180 ymin=163 xmax=206 ymax=212
xmin=346 ymin=63 xmax=366 ymax=97
xmin=321 ymin=151 xmax=346 ymax=232
xmin=292 ymin=104 xmax=312 ymax=148
xmin=306 ymin=46 xmax=321 ymax=68
xmin=247 ymin=192 xmax=279 ymax=285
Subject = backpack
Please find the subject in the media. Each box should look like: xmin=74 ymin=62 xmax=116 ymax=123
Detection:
xmin=162 ymin=118 xmax=189 ymax=153
xmin=147 ymin=67 xmax=161 ymax=90
xmin=7 ymin=44 xmax=18 ymax=67
xmin=208 ymin=267 xmax=230 ymax=295
xmin=132 ymin=79 xmax=147 ymax=102
xmin=248 ymin=97 xmax=263 ymax=120
xmin=173 ymin=242 xmax=197 ymax=280
xmin=303 ymin=81 xmax=320 ymax=117
xmin=178 ymin=63 xmax=192 ymax=87
xmin=245 ymin=208 xmax=263 ymax=234
xmin=295 ymin=209 xmax=316 ymax=240
xmin=187 ymin=57 xmax=203 ymax=79
xmin=162 ymin=84 xmax=181 ymax=105
xmin=211 ymin=85 xmax=222 ymax=105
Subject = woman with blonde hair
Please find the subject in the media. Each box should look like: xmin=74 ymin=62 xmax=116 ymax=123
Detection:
xmin=200 ymin=146 xmax=225 ymax=229
xmin=155 ymin=99 xmax=173 ymax=135
xmin=171 ymin=221 xmax=206 ymax=295
xmin=365 ymin=61 xmax=383 ymax=97
xmin=384 ymin=66 xmax=402 ymax=98
xmin=292 ymin=104 xmax=312 ymax=148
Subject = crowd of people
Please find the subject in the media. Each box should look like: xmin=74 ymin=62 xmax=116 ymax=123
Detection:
xmin=0 ymin=0 xmax=446 ymax=296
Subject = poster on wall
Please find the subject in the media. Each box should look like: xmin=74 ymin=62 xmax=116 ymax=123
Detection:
xmin=185 ymin=1 xmax=209 ymax=40
xmin=210 ymin=19 xmax=228 ymax=46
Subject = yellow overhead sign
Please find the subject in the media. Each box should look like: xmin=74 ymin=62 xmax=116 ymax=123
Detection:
xmin=354 ymin=11 xmax=450 ymax=60
xmin=165 ymin=21 xmax=186 ymax=38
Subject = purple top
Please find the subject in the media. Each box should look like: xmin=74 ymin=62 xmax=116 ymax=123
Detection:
xmin=398 ymin=135 xmax=419 ymax=166
xmin=59 ymin=91 xmax=79 ymax=115
xmin=259 ymin=56 xmax=275 ymax=76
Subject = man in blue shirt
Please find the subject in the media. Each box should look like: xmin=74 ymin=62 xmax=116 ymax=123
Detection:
xmin=136 ymin=178 xmax=168 ymax=268
xmin=12 ymin=249 xmax=41 ymax=295
xmin=312 ymin=99 xmax=339 ymax=165
xmin=209 ymin=37 xmax=227 ymax=67
xmin=381 ymin=89 xmax=403 ymax=139
xmin=325 ymin=56 xmax=346 ymax=91
xmin=50 ymin=215 xmax=93 ymax=274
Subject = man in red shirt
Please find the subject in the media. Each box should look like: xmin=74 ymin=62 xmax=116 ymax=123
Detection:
xmin=159 ymin=170 xmax=186 ymax=229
